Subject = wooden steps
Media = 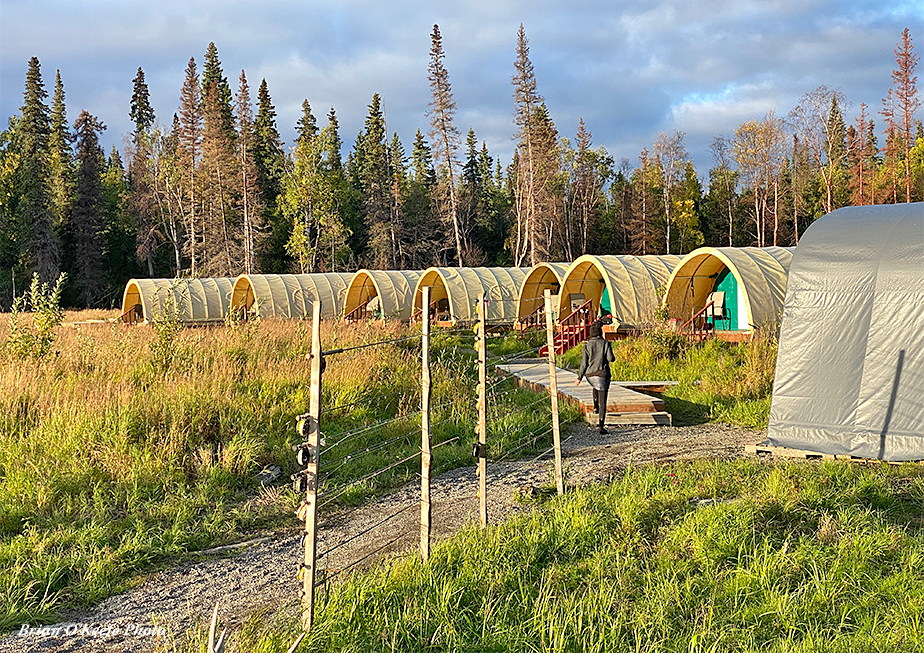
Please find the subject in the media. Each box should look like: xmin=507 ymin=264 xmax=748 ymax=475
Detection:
xmin=495 ymin=363 xmax=672 ymax=426
xmin=591 ymin=411 xmax=672 ymax=426
xmin=615 ymin=381 xmax=679 ymax=394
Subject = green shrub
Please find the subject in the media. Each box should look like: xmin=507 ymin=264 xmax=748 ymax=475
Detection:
xmin=4 ymin=273 xmax=65 ymax=360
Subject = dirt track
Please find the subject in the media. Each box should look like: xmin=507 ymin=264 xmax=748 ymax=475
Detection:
xmin=1 ymin=422 xmax=764 ymax=653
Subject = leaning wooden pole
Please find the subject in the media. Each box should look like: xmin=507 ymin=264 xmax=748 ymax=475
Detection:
xmin=420 ymin=286 xmax=432 ymax=561
xmin=477 ymin=292 xmax=488 ymax=527
xmin=544 ymin=289 xmax=564 ymax=496
xmin=300 ymin=299 xmax=322 ymax=632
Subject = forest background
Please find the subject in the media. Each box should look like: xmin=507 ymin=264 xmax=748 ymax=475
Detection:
xmin=0 ymin=25 xmax=920 ymax=310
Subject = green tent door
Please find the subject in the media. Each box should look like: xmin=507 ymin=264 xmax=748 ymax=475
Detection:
xmin=600 ymin=284 xmax=612 ymax=317
xmin=713 ymin=268 xmax=739 ymax=330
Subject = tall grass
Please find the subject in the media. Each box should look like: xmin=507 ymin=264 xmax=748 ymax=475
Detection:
xmin=233 ymin=459 xmax=924 ymax=653
xmin=0 ymin=313 xmax=557 ymax=630
xmin=560 ymin=329 xmax=778 ymax=428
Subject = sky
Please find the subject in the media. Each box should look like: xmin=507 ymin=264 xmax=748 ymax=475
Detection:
xmin=0 ymin=0 xmax=920 ymax=176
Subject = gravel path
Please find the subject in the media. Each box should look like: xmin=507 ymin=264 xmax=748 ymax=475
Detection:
xmin=2 ymin=422 xmax=764 ymax=653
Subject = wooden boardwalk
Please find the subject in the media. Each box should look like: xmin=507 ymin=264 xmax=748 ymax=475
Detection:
xmin=495 ymin=362 xmax=673 ymax=426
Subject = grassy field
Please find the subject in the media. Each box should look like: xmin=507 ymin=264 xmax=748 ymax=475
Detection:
xmin=228 ymin=459 xmax=924 ymax=653
xmin=2 ymin=309 xmax=780 ymax=636
xmin=560 ymin=328 xmax=777 ymax=428
xmin=0 ymin=311 xmax=560 ymax=631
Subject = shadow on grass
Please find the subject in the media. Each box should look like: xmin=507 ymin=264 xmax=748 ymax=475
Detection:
xmin=663 ymin=396 xmax=710 ymax=426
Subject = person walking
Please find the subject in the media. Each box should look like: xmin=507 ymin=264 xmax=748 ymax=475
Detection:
xmin=574 ymin=322 xmax=615 ymax=434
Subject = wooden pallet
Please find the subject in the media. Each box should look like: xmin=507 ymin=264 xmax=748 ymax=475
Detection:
xmin=746 ymin=443 xmax=924 ymax=465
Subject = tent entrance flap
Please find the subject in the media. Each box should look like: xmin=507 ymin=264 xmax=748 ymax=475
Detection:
xmin=713 ymin=268 xmax=738 ymax=330
xmin=600 ymin=286 xmax=612 ymax=317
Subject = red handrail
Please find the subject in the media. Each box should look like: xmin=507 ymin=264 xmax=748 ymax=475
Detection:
xmin=410 ymin=300 xmax=440 ymax=323
xmin=560 ymin=298 xmax=594 ymax=326
xmin=344 ymin=298 xmax=371 ymax=322
xmin=518 ymin=303 xmax=546 ymax=330
xmin=539 ymin=298 xmax=595 ymax=356
xmin=120 ymin=303 xmax=143 ymax=324
xmin=680 ymin=300 xmax=714 ymax=332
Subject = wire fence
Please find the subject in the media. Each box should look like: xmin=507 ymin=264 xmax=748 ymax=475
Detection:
xmin=293 ymin=288 xmax=567 ymax=633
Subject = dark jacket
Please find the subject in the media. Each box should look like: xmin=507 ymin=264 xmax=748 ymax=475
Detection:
xmin=577 ymin=336 xmax=615 ymax=380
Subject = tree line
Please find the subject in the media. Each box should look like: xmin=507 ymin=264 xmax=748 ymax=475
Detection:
xmin=0 ymin=26 xmax=920 ymax=310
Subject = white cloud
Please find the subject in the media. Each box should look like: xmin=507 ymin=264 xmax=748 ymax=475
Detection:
xmin=0 ymin=0 xmax=916 ymax=175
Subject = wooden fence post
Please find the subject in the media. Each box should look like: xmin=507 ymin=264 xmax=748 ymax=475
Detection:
xmin=420 ymin=286 xmax=432 ymax=561
xmin=477 ymin=292 xmax=488 ymax=527
xmin=544 ymin=289 xmax=564 ymax=496
xmin=300 ymin=299 xmax=322 ymax=632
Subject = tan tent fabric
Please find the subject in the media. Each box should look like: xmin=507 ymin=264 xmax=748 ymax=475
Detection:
xmin=412 ymin=267 xmax=530 ymax=325
xmin=557 ymin=255 xmax=682 ymax=324
xmin=768 ymin=204 xmax=924 ymax=461
xmin=120 ymin=278 xmax=234 ymax=324
xmin=663 ymin=247 xmax=793 ymax=329
xmin=516 ymin=263 xmax=570 ymax=323
xmin=343 ymin=270 xmax=423 ymax=321
xmin=230 ymin=273 xmax=354 ymax=319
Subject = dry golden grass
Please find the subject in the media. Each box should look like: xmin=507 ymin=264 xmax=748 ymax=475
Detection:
xmin=0 ymin=313 xmax=456 ymax=629
xmin=1 ymin=306 xmax=545 ymax=634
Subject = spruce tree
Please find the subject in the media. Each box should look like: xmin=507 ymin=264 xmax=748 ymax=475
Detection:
xmin=888 ymin=28 xmax=920 ymax=203
xmin=529 ymin=102 xmax=559 ymax=261
xmin=202 ymin=43 xmax=236 ymax=140
xmin=127 ymin=67 xmax=157 ymax=276
xmin=48 ymin=70 xmax=73 ymax=232
xmin=427 ymin=24 xmax=463 ymax=265
xmin=325 ymin=107 xmax=343 ymax=171
xmin=411 ymin=129 xmax=436 ymax=186
xmin=388 ymin=132 xmax=409 ymax=268
xmin=103 ymin=145 xmax=137 ymax=298
xmin=405 ymin=129 xmax=441 ymax=268
xmin=296 ymin=100 xmax=318 ymax=146
xmin=200 ymin=77 xmax=240 ymax=276
xmin=252 ymin=79 xmax=288 ymax=272
xmin=359 ymin=93 xmax=393 ymax=268
xmin=16 ymin=56 xmax=60 ymax=283
xmin=512 ymin=24 xmax=543 ymax=265
xmin=130 ymin=67 xmax=156 ymax=136
xmin=67 ymin=110 xmax=107 ymax=307
xmin=236 ymin=70 xmax=264 ymax=274
xmin=460 ymin=128 xmax=485 ymax=260
xmin=177 ymin=57 xmax=203 ymax=275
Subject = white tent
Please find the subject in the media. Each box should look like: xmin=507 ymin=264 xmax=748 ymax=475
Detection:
xmin=558 ymin=255 xmax=682 ymax=324
xmin=230 ymin=273 xmax=354 ymax=319
xmin=121 ymin=278 xmax=234 ymax=324
xmin=342 ymin=270 xmax=423 ymax=321
xmin=663 ymin=247 xmax=794 ymax=332
xmin=516 ymin=263 xmax=570 ymax=326
xmin=412 ymin=267 xmax=530 ymax=325
xmin=768 ymin=204 xmax=924 ymax=461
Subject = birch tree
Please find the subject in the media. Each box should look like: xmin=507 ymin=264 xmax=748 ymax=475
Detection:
xmin=652 ymin=131 xmax=687 ymax=253
xmin=788 ymin=85 xmax=850 ymax=215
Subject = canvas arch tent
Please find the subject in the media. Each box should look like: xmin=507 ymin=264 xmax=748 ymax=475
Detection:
xmin=342 ymin=270 xmax=423 ymax=321
xmin=663 ymin=247 xmax=794 ymax=332
xmin=412 ymin=267 xmax=530 ymax=326
xmin=120 ymin=278 xmax=234 ymax=324
xmin=557 ymin=255 xmax=682 ymax=324
xmin=768 ymin=204 xmax=924 ymax=461
xmin=230 ymin=273 xmax=354 ymax=319
xmin=516 ymin=263 xmax=570 ymax=326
